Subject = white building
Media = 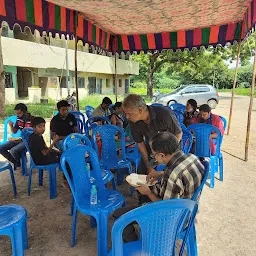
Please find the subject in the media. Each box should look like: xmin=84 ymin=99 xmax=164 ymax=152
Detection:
xmin=2 ymin=25 xmax=139 ymax=104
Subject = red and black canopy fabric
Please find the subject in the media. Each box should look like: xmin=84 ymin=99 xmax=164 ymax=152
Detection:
xmin=0 ymin=0 xmax=256 ymax=53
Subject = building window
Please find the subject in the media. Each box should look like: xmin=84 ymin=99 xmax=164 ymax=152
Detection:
xmin=106 ymin=79 xmax=110 ymax=88
xmin=78 ymin=77 xmax=85 ymax=88
xmin=119 ymin=79 xmax=122 ymax=88
xmin=5 ymin=73 xmax=13 ymax=88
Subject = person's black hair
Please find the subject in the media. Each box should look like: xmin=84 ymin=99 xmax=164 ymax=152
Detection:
xmin=113 ymin=102 xmax=122 ymax=110
xmin=149 ymin=132 xmax=179 ymax=155
xmin=102 ymin=97 xmax=112 ymax=105
xmin=187 ymin=99 xmax=197 ymax=111
xmin=31 ymin=117 xmax=46 ymax=127
xmin=14 ymin=103 xmax=27 ymax=112
xmin=199 ymin=104 xmax=211 ymax=113
xmin=57 ymin=100 xmax=70 ymax=110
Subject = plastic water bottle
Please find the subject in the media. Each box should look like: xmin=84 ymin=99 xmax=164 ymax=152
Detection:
xmin=90 ymin=185 xmax=97 ymax=205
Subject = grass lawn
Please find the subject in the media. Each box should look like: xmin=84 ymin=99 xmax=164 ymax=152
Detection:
xmin=1 ymin=87 xmax=255 ymax=122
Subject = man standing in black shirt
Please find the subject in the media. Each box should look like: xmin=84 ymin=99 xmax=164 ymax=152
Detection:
xmin=123 ymin=94 xmax=182 ymax=175
xmin=50 ymin=100 xmax=78 ymax=150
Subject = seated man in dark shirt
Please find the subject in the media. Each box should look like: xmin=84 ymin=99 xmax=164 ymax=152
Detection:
xmin=29 ymin=117 xmax=60 ymax=165
xmin=50 ymin=100 xmax=78 ymax=150
xmin=113 ymin=132 xmax=205 ymax=242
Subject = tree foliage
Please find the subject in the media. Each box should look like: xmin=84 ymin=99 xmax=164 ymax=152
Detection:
xmin=131 ymin=35 xmax=256 ymax=96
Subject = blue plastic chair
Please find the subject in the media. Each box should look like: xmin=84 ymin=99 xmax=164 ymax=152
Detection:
xmin=173 ymin=109 xmax=184 ymax=123
xmin=0 ymin=161 xmax=17 ymax=197
xmin=151 ymin=103 xmax=164 ymax=106
xmin=180 ymin=124 xmax=193 ymax=154
xmin=85 ymin=105 xmax=95 ymax=118
xmin=85 ymin=116 xmax=111 ymax=137
xmin=218 ymin=116 xmax=226 ymax=176
xmin=169 ymin=103 xmax=186 ymax=113
xmin=92 ymin=125 xmax=132 ymax=185
xmin=220 ymin=116 xmax=227 ymax=132
xmin=70 ymin=111 xmax=86 ymax=133
xmin=187 ymin=124 xmax=222 ymax=188
xmin=21 ymin=128 xmax=60 ymax=199
xmin=60 ymin=145 xmax=125 ymax=256
xmin=125 ymin=144 xmax=141 ymax=173
xmin=0 ymin=204 xmax=28 ymax=256
xmin=63 ymin=133 xmax=116 ymax=189
xmin=108 ymin=199 xmax=198 ymax=256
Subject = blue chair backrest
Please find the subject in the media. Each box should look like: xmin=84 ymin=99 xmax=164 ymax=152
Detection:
xmin=60 ymin=145 xmax=105 ymax=206
xmin=1 ymin=116 xmax=22 ymax=144
xmin=70 ymin=111 xmax=86 ymax=133
xmin=85 ymin=106 xmax=95 ymax=118
xmin=187 ymin=124 xmax=221 ymax=157
xmin=151 ymin=103 xmax=164 ymax=106
xmin=191 ymin=160 xmax=209 ymax=202
xmin=63 ymin=133 xmax=92 ymax=151
xmin=181 ymin=126 xmax=193 ymax=154
xmin=172 ymin=109 xmax=184 ymax=123
xmin=85 ymin=116 xmax=111 ymax=137
xmin=21 ymin=128 xmax=35 ymax=164
xmin=92 ymin=125 xmax=127 ymax=163
xmin=111 ymin=199 xmax=198 ymax=256
xmin=219 ymin=116 xmax=227 ymax=132
xmin=169 ymin=103 xmax=186 ymax=113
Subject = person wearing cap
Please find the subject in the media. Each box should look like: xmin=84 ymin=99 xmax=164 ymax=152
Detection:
xmin=92 ymin=97 xmax=112 ymax=117
xmin=0 ymin=103 xmax=33 ymax=168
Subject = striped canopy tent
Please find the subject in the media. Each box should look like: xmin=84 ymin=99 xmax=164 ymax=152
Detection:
xmin=0 ymin=0 xmax=256 ymax=52
xmin=0 ymin=0 xmax=256 ymax=161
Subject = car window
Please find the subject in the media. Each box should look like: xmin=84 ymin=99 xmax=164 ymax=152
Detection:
xmin=196 ymin=86 xmax=210 ymax=93
xmin=182 ymin=87 xmax=196 ymax=94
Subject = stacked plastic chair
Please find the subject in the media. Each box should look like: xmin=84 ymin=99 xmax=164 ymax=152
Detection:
xmin=108 ymin=199 xmax=198 ymax=256
xmin=173 ymin=109 xmax=184 ymax=123
xmin=85 ymin=105 xmax=95 ymax=118
xmin=21 ymin=128 xmax=60 ymax=199
xmin=60 ymin=145 xmax=125 ymax=256
xmin=85 ymin=116 xmax=111 ymax=137
xmin=0 ymin=204 xmax=28 ymax=256
xmin=187 ymin=124 xmax=222 ymax=188
xmin=92 ymin=125 xmax=132 ymax=185
xmin=70 ymin=111 xmax=86 ymax=134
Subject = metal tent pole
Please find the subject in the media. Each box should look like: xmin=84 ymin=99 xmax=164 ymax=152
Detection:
xmin=0 ymin=26 xmax=5 ymax=116
xmin=74 ymin=11 xmax=80 ymax=111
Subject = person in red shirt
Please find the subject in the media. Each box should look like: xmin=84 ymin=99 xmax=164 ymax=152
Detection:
xmin=0 ymin=103 xmax=33 ymax=168
xmin=198 ymin=104 xmax=224 ymax=154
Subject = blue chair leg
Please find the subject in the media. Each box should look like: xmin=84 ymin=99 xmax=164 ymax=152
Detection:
xmin=22 ymin=218 xmax=28 ymax=250
xmin=13 ymin=223 xmax=25 ymax=256
xmin=38 ymin=169 xmax=43 ymax=186
xmin=71 ymin=206 xmax=78 ymax=247
xmin=186 ymin=223 xmax=198 ymax=256
xmin=116 ymin=169 xmax=122 ymax=185
xmin=96 ymin=213 xmax=108 ymax=256
xmin=70 ymin=196 xmax=74 ymax=216
xmin=28 ymin=167 xmax=33 ymax=196
xmin=219 ymin=157 xmax=223 ymax=181
xmin=111 ymin=177 xmax=116 ymax=190
xmin=210 ymin=159 xmax=215 ymax=188
xmin=21 ymin=153 xmax=28 ymax=176
xmin=9 ymin=167 xmax=17 ymax=197
xmin=49 ymin=167 xmax=57 ymax=199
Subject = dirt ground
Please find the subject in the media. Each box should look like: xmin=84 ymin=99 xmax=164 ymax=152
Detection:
xmin=0 ymin=92 xmax=256 ymax=256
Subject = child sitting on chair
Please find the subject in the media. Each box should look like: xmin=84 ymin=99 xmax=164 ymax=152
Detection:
xmin=29 ymin=117 xmax=61 ymax=165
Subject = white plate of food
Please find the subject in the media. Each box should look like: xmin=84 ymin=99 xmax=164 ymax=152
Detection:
xmin=126 ymin=174 xmax=157 ymax=187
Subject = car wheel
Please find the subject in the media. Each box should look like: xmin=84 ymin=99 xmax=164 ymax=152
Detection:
xmin=167 ymin=100 xmax=176 ymax=106
xmin=207 ymin=99 xmax=217 ymax=109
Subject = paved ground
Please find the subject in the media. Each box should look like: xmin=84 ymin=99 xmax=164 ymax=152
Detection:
xmin=0 ymin=92 xmax=256 ymax=255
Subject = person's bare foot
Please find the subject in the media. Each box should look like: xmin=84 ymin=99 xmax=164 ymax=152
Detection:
xmin=61 ymin=180 xmax=71 ymax=191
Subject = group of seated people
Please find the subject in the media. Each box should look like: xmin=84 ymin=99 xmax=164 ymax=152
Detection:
xmin=0 ymin=94 xmax=223 ymax=243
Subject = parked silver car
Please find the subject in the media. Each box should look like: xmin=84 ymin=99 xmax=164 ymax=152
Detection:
xmin=155 ymin=84 xmax=219 ymax=108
